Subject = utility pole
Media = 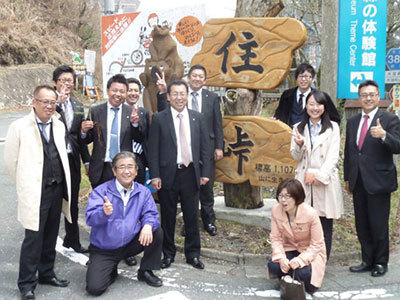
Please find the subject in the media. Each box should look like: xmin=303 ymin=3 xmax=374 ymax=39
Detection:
xmin=320 ymin=0 xmax=338 ymax=104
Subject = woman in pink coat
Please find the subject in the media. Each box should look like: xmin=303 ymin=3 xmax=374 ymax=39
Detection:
xmin=267 ymin=179 xmax=326 ymax=295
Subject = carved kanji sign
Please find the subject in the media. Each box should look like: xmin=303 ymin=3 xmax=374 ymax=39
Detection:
xmin=191 ymin=18 xmax=306 ymax=89
xmin=216 ymin=116 xmax=297 ymax=187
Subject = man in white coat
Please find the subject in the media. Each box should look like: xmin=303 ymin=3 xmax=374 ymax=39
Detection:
xmin=4 ymin=85 xmax=72 ymax=300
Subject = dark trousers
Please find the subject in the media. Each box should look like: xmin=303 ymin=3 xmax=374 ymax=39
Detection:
xmin=353 ymin=175 xmax=390 ymax=266
xmin=158 ymin=164 xmax=200 ymax=260
xmin=268 ymin=250 xmax=317 ymax=294
xmin=199 ymin=159 xmax=216 ymax=227
xmin=91 ymin=163 xmax=114 ymax=189
xmin=18 ymin=182 xmax=64 ymax=293
xmin=63 ymin=155 xmax=82 ymax=248
xmin=319 ymin=217 xmax=333 ymax=260
xmin=86 ymin=227 xmax=163 ymax=296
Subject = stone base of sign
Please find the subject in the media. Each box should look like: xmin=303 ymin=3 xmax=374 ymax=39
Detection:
xmin=224 ymin=181 xmax=263 ymax=208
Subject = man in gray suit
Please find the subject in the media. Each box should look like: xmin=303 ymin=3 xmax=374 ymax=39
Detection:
xmin=149 ymin=80 xmax=210 ymax=270
xmin=81 ymin=74 xmax=142 ymax=188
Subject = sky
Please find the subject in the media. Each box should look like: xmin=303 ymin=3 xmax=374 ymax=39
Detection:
xmin=137 ymin=0 xmax=236 ymax=18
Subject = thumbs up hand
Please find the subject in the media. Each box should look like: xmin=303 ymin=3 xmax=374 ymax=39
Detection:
xmin=370 ymin=118 xmax=386 ymax=139
xmin=103 ymin=196 xmax=113 ymax=216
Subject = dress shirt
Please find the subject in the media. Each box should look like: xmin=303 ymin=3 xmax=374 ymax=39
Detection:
xmin=35 ymin=115 xmax=51 ymax=139
xmin=188 ymin=88 xmax=203 ymax=112
xmin=170 ymin=106 xmax=193 ymax=164
xmin=115 ymin=179 xmax=133 ymax=214
xmin=309 ymin=119 xmax=321 ymax=148
xmin=56 ymin=93 xmax=73 ymax=153
xmin=356 ymin=107 xmax=381 ymax=146
xmin=296 ymin=88 xmax=311 ymax=110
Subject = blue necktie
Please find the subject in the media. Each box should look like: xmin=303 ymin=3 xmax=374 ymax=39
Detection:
xmin=110 ymin=107 xmax=120 ymax=159
xmin=39 ymin=123 xmax=50 ymax=142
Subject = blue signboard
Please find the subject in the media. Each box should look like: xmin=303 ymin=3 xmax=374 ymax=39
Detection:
xmin=386 ymin=48 xmax=400 ymax=70
xmin=337 ymin=0 xmax=387 ymax=99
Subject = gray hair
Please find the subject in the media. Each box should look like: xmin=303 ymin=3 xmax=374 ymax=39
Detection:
xmin=111 ymin=151 xmax=137 ymax=169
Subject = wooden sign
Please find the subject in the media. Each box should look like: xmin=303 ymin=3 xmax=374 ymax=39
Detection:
xmin=191 ymin=18 xmax=306 ymax=90
xmin=215 ymin=116 xmax=297 ymax=187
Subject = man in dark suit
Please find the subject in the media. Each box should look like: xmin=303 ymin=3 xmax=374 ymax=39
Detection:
xmin=126 ymin=78 xmax=150 ymax=185
xmin=81 ymin=74 xmax=142 ymax=189
xmin=52 ymin=65 xmax=90 ymax=254
xmin=273 ymin=63 xmax=340 ymax=127
xmin=148 ymin=80 xmax=210 ymax=270
xmin=156 ymin=65 xmax=223 ymax=236
xmin=344 ymin=80 xmax=400 ymax=277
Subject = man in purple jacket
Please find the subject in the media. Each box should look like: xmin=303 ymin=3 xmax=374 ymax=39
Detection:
xmin=85 ymin=151 xmax=163 ymax=296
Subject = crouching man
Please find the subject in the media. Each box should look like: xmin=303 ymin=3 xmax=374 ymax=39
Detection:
xmin=85 ymin=151 xmax=163 ymax=296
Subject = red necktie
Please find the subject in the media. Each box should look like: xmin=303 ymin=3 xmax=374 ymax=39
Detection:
xmin=358 ymin=115 xmax=369 ymax=150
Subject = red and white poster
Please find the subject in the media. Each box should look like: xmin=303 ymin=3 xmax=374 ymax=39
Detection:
xmin=101 ymin=5 xmax=207 ymax=95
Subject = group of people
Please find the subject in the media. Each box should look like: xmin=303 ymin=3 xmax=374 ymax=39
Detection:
xmin=4 ymin=61 xmax=400 ymax=299
xmin=4 ymin=64 xmax=224 ymax=299
xmin=267 ymin=63 xmax=400 ymax=295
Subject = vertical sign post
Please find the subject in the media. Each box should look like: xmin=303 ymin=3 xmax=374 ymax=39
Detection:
xmin=337 ymin=0 xmax=387 ymax=99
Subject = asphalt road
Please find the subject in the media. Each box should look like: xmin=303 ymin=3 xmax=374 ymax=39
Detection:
xmin=1 ymin=111 xmax=400 ymax=299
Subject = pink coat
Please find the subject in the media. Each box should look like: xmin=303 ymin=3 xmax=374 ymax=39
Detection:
xmin=268 ymin=203 xmax=326 ymax=287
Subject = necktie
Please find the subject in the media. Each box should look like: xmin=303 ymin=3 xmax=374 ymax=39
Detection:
xmin=39 ymin=123 xmax=50 ymax=142
xmin=298 ymin=94 xmax=304 ymax=110
xmin=62 ymin=101 xmax=71 ymax=130
xmin=358 ymin=115 xmax=369 ymax=150
xmin=110 ymin=107 xmax=120 ymax=159
xmin=178 ymin=113 xmax=190 ymax=167
xmin=191 ymin=92 xmax=199 ymax=112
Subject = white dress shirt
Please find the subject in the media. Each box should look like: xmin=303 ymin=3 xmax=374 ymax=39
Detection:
xmin=170 ymin=106 xmax=193 ymax=164
xmin=115 ymin=179 xmax=134 ymax=214
xmin=296 ymin=88 xmax=311 ymax=110
xmin=188 ymin=88 xmax=203 ymax=112
xmin=356 ymin=107 xmax=380 ymax=146
xmin=105 ymin=102 xmax=123 ymax=162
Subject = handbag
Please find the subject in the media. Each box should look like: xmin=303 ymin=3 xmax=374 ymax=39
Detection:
xmin=279 ymin=270 xmax=306 ymax=300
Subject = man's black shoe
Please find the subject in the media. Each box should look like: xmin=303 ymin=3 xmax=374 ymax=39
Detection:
xmin=186 ymin=257 xmax=204 ymax=269
xmin=161 ymin=257 xmax=174 ymax=269
xmin=125 ymin=256 xmax=137 ymax=266
xmin=21 ymin=290 xmax=35 ymax=300
xmin=137 ymin=270 xmax=163 ymax=287
xmin=63 ymin=242 xmax=89 ymax=254
xmin=349 ymin=262 xmax=372 ymax=273
xmin=205 ymin=224 xmax=217 ymax=236
xmin=371 ymin=264 xmax=388 ymax=277
xmin=38 ymin=277 xmax=70 ymax=287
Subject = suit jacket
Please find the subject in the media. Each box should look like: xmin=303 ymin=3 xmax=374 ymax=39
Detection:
xmin=57 ymin=97 xmax=90 ymax=171
xmin=274 ymin=87 xmax=341 ymax=126
xmin=4 ymin=110 xmax=72 ymax=231
xmin=344 ymin=109 xmax=400 ymax=194
xmin=291 ymin=121 xmax=343 ymax=219
xmin=157 ymin=89 xmax=224 ymax=156
xmin=268 ymin=203 xmax=326 ymax=287
xmin=148 ymin=108 xmax=211 ymax=190
xmin=83 ymin=102 xmax=142 ymax=185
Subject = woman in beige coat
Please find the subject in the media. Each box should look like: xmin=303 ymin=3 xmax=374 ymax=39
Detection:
xmin=290 ymin=89 xmax=343 ymax=259
xmin=267 ymin=178 xmax=326 ymax=295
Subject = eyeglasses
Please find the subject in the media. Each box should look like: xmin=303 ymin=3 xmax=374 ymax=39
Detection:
xmin=359 ymin=93 xmax=379 ymax=99
xmin=116 ymin=164 xmax=136 ymax=171
xmin=298 ymin=75 xmax=313 ymax=80
xmin=58 ymin=78 xmax=74 ymax=84
xmin=278 ymin=193 xmax=292 ymax=200
xmin=35 ymin=98 xmax=56 ymax=106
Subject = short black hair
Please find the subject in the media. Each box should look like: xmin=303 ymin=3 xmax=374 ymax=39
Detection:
xmin=295 ymin=63 xmax=315 ymax=79
xmin=127 ymin=78 xmax=142 ymax=90
xmin=276 ymin=178 xmax=305 ymax=206
xmin=33 ymin=85 xmax=57 ymax=99
xmin=167 ymin=80 xmax=189 ymax=94
xmin=112 ymin=151 xmax=137 ymax=169
xmin=107 ymin=74 xmax=128 ymax=90
xmin=52 ymin=65 xmax=76 ymax=82
xmin=358 ymin=80 xmax=379 ymax=95
xmin=188 ymin=64 xmax=207 ymax=78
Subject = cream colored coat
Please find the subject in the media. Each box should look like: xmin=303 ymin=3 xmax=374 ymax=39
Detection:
xmin=4 ymin=110 xmax=71 ymax=231
xmin=268 ymin=203 xmax=327 ymax=287
xmin=290 ymin=121 xmax=343 ymax=219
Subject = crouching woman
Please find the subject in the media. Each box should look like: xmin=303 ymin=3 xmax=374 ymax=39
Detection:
xmin=267 ymin=178 xmax=326 ymax=295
